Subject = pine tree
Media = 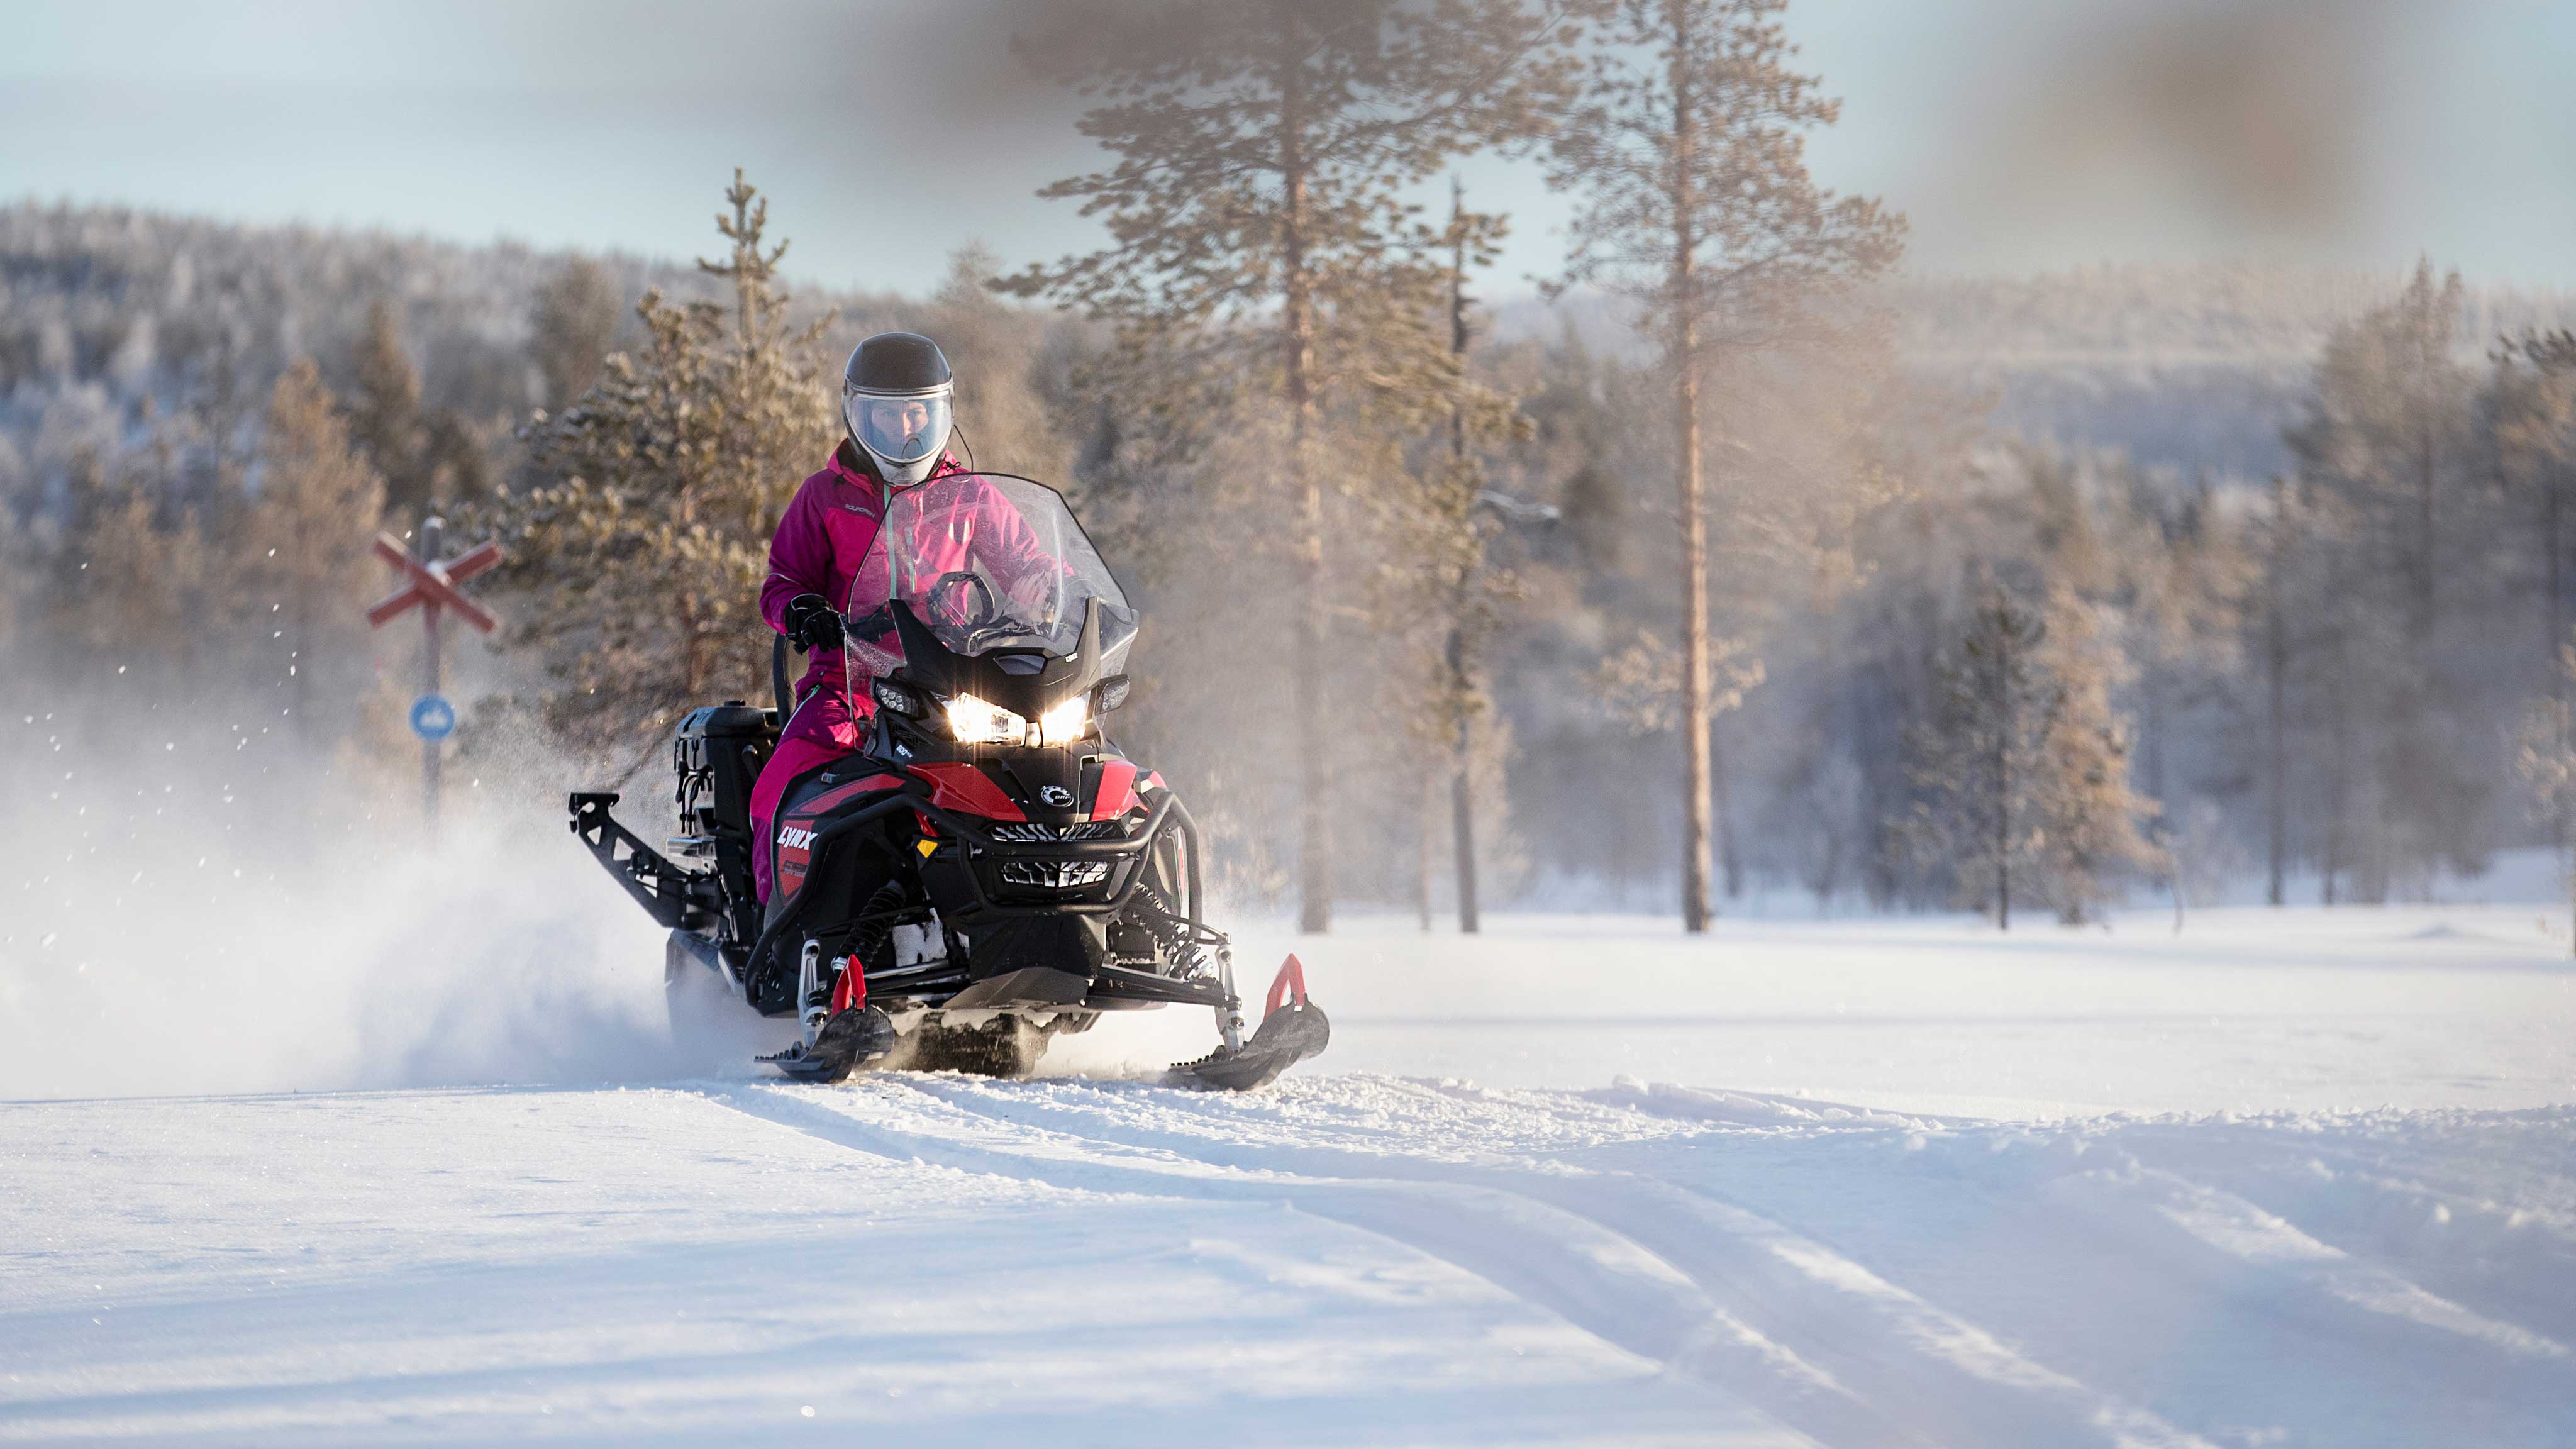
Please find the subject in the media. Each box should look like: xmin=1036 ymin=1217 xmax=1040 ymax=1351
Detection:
xmin=2287 ymin=260 xmax=2485 ymax=887
xmin=2292 ymin=260 xmax=2468 ymax=650
xmin=2490 ymin=330 xmax=2576 ymax=698
xmin=2512 ymin=632 xmax=2576 ymax=957
xmin=1910 ymin=575 xmax=2155 ymax=928
xmin=1910 ymin=579 xmax=2052 ymax=929
xmin=2028 ymin=582 xmax=2158 ymax=924
xmin=1398 ymin=177 xmax=1532 ymax=932
xmin=531 ymin=257 xmax=621 ymax=410
xmin=920 ymin=245 xmax=1074 ymax=481
xmin=419 ymin=407 xmax=494 ymax=508
xmin=350 ymin=296 xmax=430 ymax=523
xmin=46 ymin=458 xmax=191 ymax=679
xmin=1546 ymin=0 xmax=1904 ymax=930
xmin=1001 ymin=0 xmax=1573 ymax=933
xmin=501 ymin=170 xmax=835 ymax=759
xmin=252 ymin=358 xmax=387 ymax=743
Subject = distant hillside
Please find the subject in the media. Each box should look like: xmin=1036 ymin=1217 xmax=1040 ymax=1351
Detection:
xmin=0 ymin=201 xmax=906 ymax=499
xmin=1496 ymin=262 xmax=2576 ymax=480
xmin=14 ymin=201 xmax=2576 ymax=495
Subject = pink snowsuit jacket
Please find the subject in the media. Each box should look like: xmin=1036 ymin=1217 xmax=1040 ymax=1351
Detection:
xmin=748 ymin=443 xmax=966 ymax=901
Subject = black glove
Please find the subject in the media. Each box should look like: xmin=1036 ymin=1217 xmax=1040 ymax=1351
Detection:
xmin=780 ymin=593 xmax=845 ymax=652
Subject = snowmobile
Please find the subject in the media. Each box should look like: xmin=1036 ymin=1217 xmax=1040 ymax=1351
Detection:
xmin=567 ymin=471 xmax=1327 ymax=1089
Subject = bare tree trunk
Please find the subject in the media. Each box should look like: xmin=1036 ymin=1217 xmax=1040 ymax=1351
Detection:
xmin=1993 ymin=611 xmax=2013 ymax=931
xmin=1446 ymin=625 xmax=1482 ymax=934
xmin=1668 ymin=0 xmax=1713 ymax=933
xmin=1446 ymin=176 xmax=1480 ymax=935
xmin=2414 ymin=417 xmax=2437 ymax=651
xmin=677 ymin=482 xmax=705 ymax=699
xmin=2545 ymin=472 xmax=2567 ymax=858
xmin=1418 ymin=769 xmax=1436 ymax=931
xmin=2547 ymin=472 xmax=2565 ymax=689
xmin=1279 ymin=23 xmax=1330 ymax=934
xmin=2140 ymin=675 xmax=2165 ymax=806
xmin=1451 ymin=711 xmax=1481 ymax=933
xmin=2266 ymin=479 xmax=2289 ymax=907
xmin=1711 ymin=721 xmax=1741 ymax=899
xmin=2321 ymin=668 xmax=2348 ymax=906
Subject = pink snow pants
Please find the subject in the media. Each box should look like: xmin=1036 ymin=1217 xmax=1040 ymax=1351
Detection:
xmin=750 ymin=686 xmax=868 ymax=903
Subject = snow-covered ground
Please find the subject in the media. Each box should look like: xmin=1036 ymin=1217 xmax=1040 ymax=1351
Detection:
xmin=6 ymin=815 xmax=2576 ymax=1444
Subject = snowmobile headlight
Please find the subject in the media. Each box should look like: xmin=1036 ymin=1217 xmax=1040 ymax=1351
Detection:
xmin=870 ymin=677 xmax=924 ymax=719
xmin=1038 ymin=696 xmax=1089 ymax=747
xmin=943 ymin=692 xmax=1027 ymax=745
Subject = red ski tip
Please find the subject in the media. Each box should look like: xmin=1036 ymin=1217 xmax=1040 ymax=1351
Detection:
xmin=1263 ymin=953 xmax=1311 ymax=1021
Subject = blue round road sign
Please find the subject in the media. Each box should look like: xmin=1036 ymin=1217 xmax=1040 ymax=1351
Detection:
xmin=410 ymin=694 xmax=458 ymax=742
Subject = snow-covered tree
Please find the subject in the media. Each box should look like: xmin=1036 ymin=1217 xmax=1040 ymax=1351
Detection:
xmin=1545 ymin=0 xmax=1904 ymax=930
xmin=252 ymin=359 xmax=387 ymax=741
xmin=348 ymin=297 xmax=430 ymax=523
xmin=2028 ymin=583 xmax=2160 ymax=923
xmin=1909 ymin=579 xmax=2051 ymax=928
xmin=1909 ymin=575 xmax=2154 ymax=927
xmin=1001 ymin=0 xmax=1573 ymax=932
xmin=531 ymin=258 xmax=621 ymax=411
xmin=2513 ymin=633 xmax=2576 ymax=957
xmin=2285 ymin=260 xmax=2489 ymax=894
xmin=501 ymin=171 xmax=836 ymax=760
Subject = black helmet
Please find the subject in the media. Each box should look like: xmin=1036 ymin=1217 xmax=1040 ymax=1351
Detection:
xmin=842 ymin=332 xmax=955 ymax=487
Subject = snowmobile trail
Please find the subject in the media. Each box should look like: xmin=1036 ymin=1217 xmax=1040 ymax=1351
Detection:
xmin=702 ymin=1072 xmax=2576 ymax=1449
xmin=708 ymin=1080 xmax=1908 ymax=1448
xmin=7 ymin=1070 xmax=2572 ymax=1446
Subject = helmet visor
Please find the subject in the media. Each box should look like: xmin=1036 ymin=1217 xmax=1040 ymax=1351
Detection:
xmin=846 ymin=389 xmax=952 ymax=467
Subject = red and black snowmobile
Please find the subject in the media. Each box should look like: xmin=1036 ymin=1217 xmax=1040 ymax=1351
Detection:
xmin=568 ymin=472 xmax=1326 ymax=1088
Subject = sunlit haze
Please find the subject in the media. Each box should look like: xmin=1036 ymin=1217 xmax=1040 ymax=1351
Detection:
xmin=7 ymin=0 xmax=2572 ymax=291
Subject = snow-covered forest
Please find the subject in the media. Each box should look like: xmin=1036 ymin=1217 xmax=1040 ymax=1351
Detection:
xmin=10 ymin=183 xmax=2573 ymax=926
xmin=10 ymin=0 xmax=2576 ymax=938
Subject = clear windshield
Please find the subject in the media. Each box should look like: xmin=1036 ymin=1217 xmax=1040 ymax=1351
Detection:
xmin=843 ymin=472 xmax=1136 ymax=685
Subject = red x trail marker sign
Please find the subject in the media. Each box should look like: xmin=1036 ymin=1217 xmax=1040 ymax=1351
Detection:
xmin=367 ymin=522 xmax=501 ymax=834
xmin=367 ymin=534 xmax=502 ymax=633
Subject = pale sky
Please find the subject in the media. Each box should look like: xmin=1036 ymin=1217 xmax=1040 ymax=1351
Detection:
xmin=4 ymin=0 xmax=2571 ymax=297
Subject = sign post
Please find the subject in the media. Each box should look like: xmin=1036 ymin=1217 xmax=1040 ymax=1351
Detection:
xmin=367 ymin=516 xmax=501 ymax=832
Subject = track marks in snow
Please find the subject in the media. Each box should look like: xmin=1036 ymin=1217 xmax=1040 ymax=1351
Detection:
xmin=708 ymin=1075 xmax=2231 ymax=1448
xmin=705 ymin=1075 xmax=2576 ymax=1447
xmin=2074 ymin=1162 xmax=2566 ymax=1359
xmin=709 ymin=1079 xmax=1897 ymax=1444
xmin=1512 ymin=1174 xmax=2215 ymax=1449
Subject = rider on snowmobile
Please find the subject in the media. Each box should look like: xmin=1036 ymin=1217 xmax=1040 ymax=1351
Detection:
xmin=744 ymin=331 xmax=970 ymax=1074
xmin=752 ymin=330 xmax=1071 ymax=1072
xmin=752 ymin=331 xmax=966 ymax=905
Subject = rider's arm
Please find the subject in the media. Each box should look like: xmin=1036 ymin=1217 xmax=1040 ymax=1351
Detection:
xmin=982 ymin=485 xmax=1078 ymax=601
xmin=760 ymin=479 xmax=836 ymax=638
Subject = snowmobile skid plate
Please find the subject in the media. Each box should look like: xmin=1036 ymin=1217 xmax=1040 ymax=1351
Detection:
xmin=1179 ymin=955 xmax=1330 ymax=1091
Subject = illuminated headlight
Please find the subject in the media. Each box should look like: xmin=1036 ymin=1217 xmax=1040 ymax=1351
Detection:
xmin=943 ymin=693 xmax=1026 ymax=745
xmin=939 ymin=692 xmax=1091 ymax=747
xmin=1038 ymin=697 xmax=1089 ymax=747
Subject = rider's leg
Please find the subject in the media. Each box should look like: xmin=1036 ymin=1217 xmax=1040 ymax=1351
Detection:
xmin=748 ymin=689 xmax=863 ymax=903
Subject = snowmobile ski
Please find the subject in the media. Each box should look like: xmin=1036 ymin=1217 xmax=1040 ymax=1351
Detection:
xmin=1179 ymin=955 xmax=1330 ymax=1091
xmin=759 ymin=1006 xmax=897 ymax=1084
